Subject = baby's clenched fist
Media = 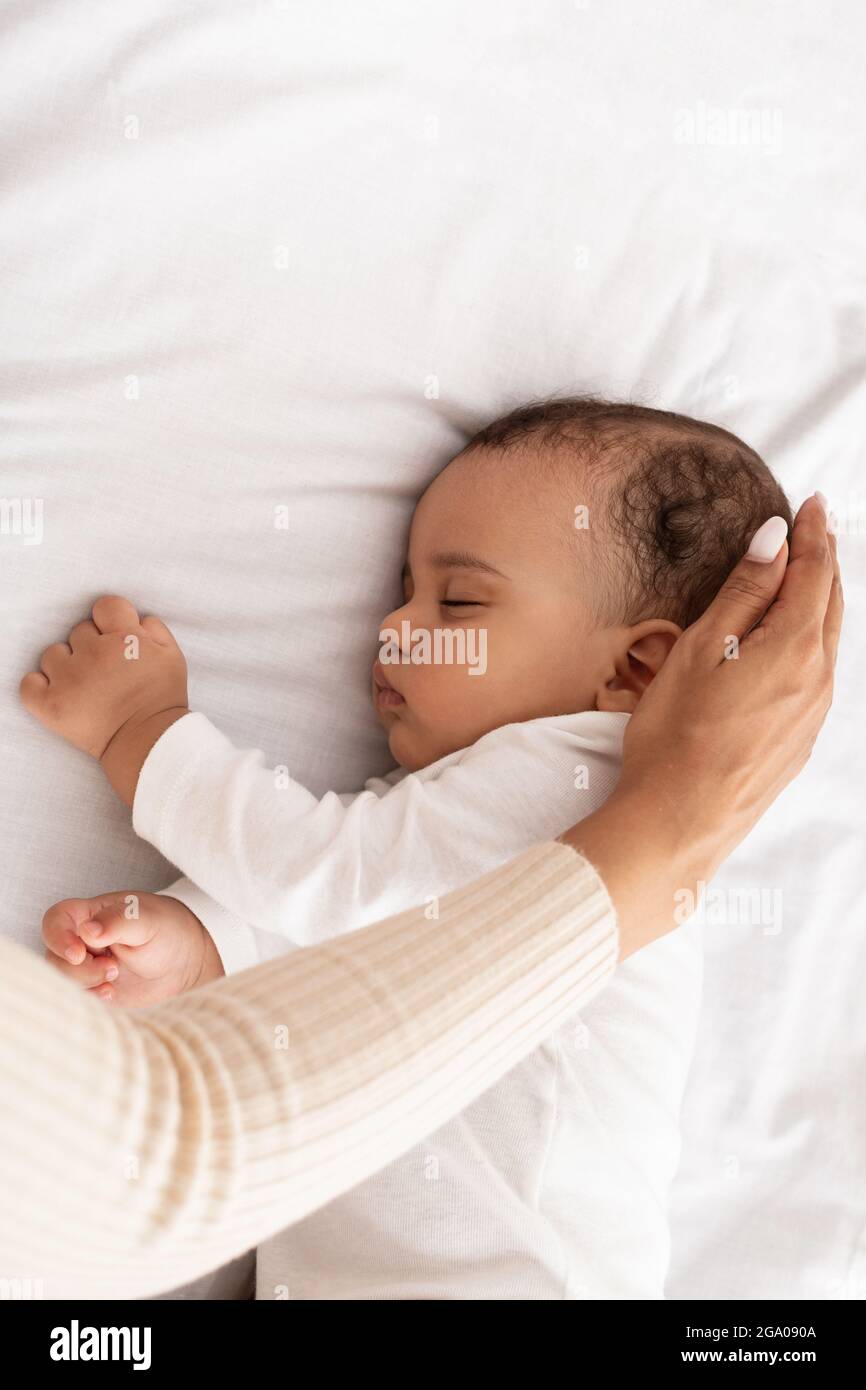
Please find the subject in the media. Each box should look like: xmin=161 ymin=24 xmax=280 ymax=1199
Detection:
xmin=42 ymin=888 xmax=225 ymax=1008
xmin=20 ymin=594 xmax=188 ymax=760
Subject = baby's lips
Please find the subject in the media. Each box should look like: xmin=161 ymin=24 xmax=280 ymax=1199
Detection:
xmin=372 ymin=660 xmax=402 ymax=696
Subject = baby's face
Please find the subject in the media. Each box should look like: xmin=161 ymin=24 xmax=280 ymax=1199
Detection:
xmin=371 ymin=450 xmax=615 ymax=771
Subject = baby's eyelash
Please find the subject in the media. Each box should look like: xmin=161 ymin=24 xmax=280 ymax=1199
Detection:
xmin=442 ymin=600 xmax=481 ymax=608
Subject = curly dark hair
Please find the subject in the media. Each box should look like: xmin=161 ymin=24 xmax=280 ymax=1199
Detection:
xmin=461 ymin=395 xmax=793 ymax=629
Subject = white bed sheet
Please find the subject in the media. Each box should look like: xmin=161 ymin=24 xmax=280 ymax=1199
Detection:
xmin=1 ymin=0 xmax=863 ymax=1300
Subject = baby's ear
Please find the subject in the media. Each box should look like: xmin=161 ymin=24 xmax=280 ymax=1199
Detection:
xmin=596 ymin=622 xmax=681 ymax=713
xmin=627 ymin=626 xmax=681 ymax=682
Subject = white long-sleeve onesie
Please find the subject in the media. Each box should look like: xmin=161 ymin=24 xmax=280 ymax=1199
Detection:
xmin=134 ymin=709 xmax=703 ymax=1300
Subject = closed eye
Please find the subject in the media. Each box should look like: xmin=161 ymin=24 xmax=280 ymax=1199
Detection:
xmin=441 ymin=600 xmax=484 ymax=613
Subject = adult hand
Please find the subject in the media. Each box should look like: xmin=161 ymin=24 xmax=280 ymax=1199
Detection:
xmin=563 ymin=494 xmax=842 ymax=958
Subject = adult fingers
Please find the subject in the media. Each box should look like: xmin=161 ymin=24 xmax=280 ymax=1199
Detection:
xmin=687 ymin=516 xmax=789 ymax=659
xmin=823 ymin=526 xmax=844 ymax=660
xmin=759 ymin=495 xmax=834 ymax=644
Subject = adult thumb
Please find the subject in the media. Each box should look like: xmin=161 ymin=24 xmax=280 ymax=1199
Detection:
xmin=693 ymin=515 xmax=789 ymax=646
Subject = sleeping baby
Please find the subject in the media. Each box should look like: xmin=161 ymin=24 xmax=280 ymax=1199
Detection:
xmin=23 ymin=395 xmax=793 ymax=1299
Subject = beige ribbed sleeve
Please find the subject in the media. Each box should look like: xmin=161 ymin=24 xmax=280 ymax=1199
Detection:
xmin=0 ymin=839 xmax=618 ymax=1299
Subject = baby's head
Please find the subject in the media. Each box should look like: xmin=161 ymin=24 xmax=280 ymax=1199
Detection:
xmin=373 ymin=396 xmax=792 ymax=771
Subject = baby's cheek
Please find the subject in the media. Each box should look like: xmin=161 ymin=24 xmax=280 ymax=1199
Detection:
xmin=402 ymin=668 xmax=469 ymax=750
xmin=428 ymin=661 xmax=479 ymax=715
xmin=441 ymin=667 xmax=505 ymax=744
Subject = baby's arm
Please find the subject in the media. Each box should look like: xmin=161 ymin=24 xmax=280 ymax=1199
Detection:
xmin=131 ymin=713 xmax=626 ymax=977
xmin=20 ymin=594 xmax=623 ymax=969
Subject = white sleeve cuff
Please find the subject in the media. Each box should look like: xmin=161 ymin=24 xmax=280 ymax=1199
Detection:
xmin=132 ymin=710 xmax=224 ymax=853
xmin=155 ymin=877 xmax=260 ymax=977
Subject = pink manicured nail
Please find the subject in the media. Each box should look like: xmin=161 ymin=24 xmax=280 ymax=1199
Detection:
xmin=746 ymin=515 xmax=788 ymax=563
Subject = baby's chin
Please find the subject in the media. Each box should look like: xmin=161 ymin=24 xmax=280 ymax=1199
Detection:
xmin=388 ymin=717 xmax=478 ymax=774
xmin=382 ymin=713 xmax=448 ymax=773
xmin=386 ymin=721 xmax=426 ymax=772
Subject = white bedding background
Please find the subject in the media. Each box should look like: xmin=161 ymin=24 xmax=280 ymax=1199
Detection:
xmin=1 ymin=0 xmax=863 ymax=1301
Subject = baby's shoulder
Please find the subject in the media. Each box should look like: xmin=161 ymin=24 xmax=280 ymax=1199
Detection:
xmin=430 ymin=710 xmax=630 ymax=781
xmin=473 ymin=709 xmax=630 ymax=759
xmin=359 ymin=712 xmax=629 ymax=796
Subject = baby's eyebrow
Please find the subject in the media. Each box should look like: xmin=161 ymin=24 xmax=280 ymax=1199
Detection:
xmin=403 ymin=551 xmax=510 ymax=582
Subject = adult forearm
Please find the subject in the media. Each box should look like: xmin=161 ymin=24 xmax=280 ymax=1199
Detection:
xmin=559 ymin=785 xmax=718 ymax=961
xmin=0 ymin=839 xmax=617 ymax=1298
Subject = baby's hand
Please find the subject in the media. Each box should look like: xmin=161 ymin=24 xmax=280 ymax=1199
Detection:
xmin=20 ymin=595 xmax=188 ymax=761
xmin=41 ymin=890 xmax=224 ymax=1008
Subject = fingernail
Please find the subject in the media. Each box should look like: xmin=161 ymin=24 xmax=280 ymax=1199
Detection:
xmin=746 ymin=515 xmax=789 ymax=563
xmin=105 ymin=965 xmax=119 ymax=982
xmin=814 ymin=491 xmax=829 ymax=516
xmin=65 ymin=945 xmax=81 ymax=963
xmin=85 ymin=921 xmax=103 ymax=938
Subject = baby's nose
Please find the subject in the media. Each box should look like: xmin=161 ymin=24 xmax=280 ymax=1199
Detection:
xmin=379 ymin=601 xmax=411 ymax=638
